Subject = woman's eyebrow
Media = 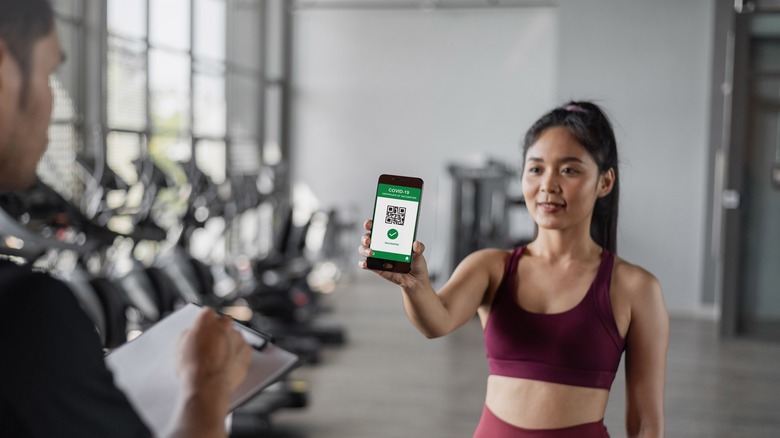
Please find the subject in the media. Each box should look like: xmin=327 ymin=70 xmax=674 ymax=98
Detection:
xmin=525 ymin=156 xmax=586 ymax=164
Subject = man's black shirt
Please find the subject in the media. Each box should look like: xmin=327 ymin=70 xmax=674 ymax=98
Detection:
xmin=0 ymin=259 xmax=150 ymax=437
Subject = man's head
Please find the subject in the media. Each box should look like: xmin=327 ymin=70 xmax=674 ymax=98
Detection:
xmin=0 ymin=0 xmax=55 ymax=108
xmin=0 ymin=0 xmax=62 ymax=192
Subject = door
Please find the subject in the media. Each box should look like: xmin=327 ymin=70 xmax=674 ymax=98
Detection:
xmin=723 ymin=12 xmax=780 ymax=339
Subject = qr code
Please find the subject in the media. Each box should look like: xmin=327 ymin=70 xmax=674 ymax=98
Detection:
xmin=385 ymin=205 xmax=406 ymax=226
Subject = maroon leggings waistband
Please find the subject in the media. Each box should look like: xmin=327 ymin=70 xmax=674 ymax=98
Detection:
xmin=473 ymin=404 xmax=610 ymax=438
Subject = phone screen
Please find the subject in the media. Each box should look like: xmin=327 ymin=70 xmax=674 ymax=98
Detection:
xmin=367 ymin=175 xmax=423 ymax=273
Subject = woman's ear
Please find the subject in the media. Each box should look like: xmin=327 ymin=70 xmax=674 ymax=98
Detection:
xmin=598 ymin=168 xmax=615 ymax=197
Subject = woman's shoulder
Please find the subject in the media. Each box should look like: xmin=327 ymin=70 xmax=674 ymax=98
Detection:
xmin=610 ymin=254 xmax=669 ymax=347
xmin=470 ymin=247 xmax=515 ymax=259
xmin=611 ymin=254 xmax=663 ymax=304
xmin=458 ymin=248 xmax=514 ymax=277
xmin=461 ymin=248 xmax=516 ymax=306
xmin=465 ymin=248 xmax=515 ymax=267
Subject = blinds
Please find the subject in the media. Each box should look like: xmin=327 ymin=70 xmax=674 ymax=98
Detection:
xmin=107 ymin=36 xmax=147 ymax=132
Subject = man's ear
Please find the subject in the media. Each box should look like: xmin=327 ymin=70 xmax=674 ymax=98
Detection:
xmin=0 ymin=41 xmax=6 ymax=91
xmin=598 ymin=167 xmax=615 ymax=197
xmin=0 ymin=41 xmax=22 ymax=104
xmin=0 ymin=41 xmax=15 ymax=95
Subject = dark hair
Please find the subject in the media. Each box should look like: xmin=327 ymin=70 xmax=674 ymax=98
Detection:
xmin=0 ymin=0 xmax=55 ymax=106
xmin=522 ymin=100 xmax=620 ymax=253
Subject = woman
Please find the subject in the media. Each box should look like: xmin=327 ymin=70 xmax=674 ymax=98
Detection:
xmin=359 ymin=101 xmax=668 ymax=438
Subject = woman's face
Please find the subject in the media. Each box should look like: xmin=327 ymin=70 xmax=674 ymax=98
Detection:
xmin=521 ymin=126 xmax=612 ymax=234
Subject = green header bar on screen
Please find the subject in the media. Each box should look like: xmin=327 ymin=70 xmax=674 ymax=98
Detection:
xmin=371 ymin=250 xmax=412 ymax=262
xmin=377 ymin=184 xmax=421 ymax=202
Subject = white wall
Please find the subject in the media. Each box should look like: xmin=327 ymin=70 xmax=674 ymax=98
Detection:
xmin=291 ymin=1 xmax=715 ymax=316
xmin=291 ymin=7 xmax=558 ymax=275
xmin=555 ymin=0 xmax=715 ymax=315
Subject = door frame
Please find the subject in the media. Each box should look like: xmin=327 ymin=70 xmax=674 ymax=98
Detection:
xmin=718 ymin=2 xmax=780 ymax=337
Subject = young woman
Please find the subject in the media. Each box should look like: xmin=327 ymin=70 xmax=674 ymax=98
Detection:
xmin=359 ymin=101 xmax=668 ymax=438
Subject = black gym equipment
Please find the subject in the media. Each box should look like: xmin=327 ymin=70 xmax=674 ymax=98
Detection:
xmin=447 ymin=160 xmax=531 ymax=277
xmin=0 ymin=158 xmax=318 ymax=432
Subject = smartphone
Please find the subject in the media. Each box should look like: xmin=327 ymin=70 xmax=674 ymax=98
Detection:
xmin=366 ymin=174 xmax=423 ymax=273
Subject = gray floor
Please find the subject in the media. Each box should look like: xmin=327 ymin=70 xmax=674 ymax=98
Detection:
xmin=259 ymin=275 xmax=780 ymax=438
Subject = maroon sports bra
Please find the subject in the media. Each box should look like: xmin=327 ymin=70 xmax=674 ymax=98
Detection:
xmin=483 ymin=246 xmax=625 ymax=390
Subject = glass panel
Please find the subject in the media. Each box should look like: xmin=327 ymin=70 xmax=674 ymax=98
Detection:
xmin=751 ymin=14 xmax=780 ymax=38
xmin=227 ymin=72 xmax=259 ymax=139
xmin=53 ymin=20 xmax=80 ymax=119
xmin=108 ymin=36 xmax=147 ymax=131
xmin=107 ymin=131 xmax=142 ymax=185
xmin=149 ymin=135 xmax=192 ymax=164
xmin=51 ymin=69 xmax=78 ymax=124
xmin=194 ymin=0 xmax=226 ymax=61
xmin=265 ymin=0 xmax=285 ymax=79
xmin=226 ymin=0 xmax=261 ymax=71
xmin=195 ymin=140 xmax=226 ymax=184
xmin=108 ymin=0 xmax=146 ymax=40
xmin=752 ymin=40 xmax=780 ymax=73
xmin=263 ymin=86 xmax=282 ymax=165
xmin=149 ymin=50 xmax=191 ymax=136
xmin=150 ymin=0 xmax=191 ymax=51
xmin=194 ymin=70 xmax=226 ymax=137
xmin=51 ymin=0 xmax=81 ymax=19
xmin=39 ymin=122 xmax=81 ymax=202
xmin=148 ymin=137 xmax=191 ymax=223
xmin=229 ymin=139 xmax=260 ymax=175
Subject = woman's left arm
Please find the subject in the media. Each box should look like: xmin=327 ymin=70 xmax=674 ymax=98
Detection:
xmin=623 ymin=268 xmax=669 ymax=438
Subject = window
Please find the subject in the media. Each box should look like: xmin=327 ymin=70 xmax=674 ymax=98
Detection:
xmin=44 ymin=0 xmax=286 ymax=230
xmin=105 ymin=0 xmax=269 ymax=187
xmin=42 ymin=0 xmax=86 ymax=202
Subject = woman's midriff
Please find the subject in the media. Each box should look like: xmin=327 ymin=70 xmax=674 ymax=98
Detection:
xmin=485 ymin=375 xmax=610 ymax=429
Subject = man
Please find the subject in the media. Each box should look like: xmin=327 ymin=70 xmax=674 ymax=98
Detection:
xmin=0 ymin=1 xmax=251 ymax=436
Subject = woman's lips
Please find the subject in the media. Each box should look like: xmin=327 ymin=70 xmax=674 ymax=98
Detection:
xmin=537 ymin=202 xmax=564 ymax=213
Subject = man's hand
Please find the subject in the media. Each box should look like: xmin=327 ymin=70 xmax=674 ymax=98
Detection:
xmin=171 ymin=308 xmax=252 ymax=438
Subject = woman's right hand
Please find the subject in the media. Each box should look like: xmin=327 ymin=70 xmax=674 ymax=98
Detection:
xmin=360 ymin=218 xmax=499 ymax=338
xmin=358 ymin=219 xmax=431 ymax=291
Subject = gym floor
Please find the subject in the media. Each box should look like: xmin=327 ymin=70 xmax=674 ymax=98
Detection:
xmin=258 ymin=275 xmax=780 ymax=438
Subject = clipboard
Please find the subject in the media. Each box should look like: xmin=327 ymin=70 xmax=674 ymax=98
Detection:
xmin=105 ymin=303 xmax=300 ymax=435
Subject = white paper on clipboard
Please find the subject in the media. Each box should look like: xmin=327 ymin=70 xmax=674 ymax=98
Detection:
xmin=105 ymin=303 xmax=299 ymax=436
